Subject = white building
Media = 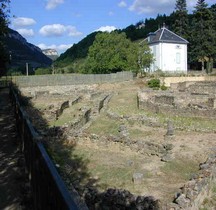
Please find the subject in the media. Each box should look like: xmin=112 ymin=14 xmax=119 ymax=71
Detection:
xmin=145 ymin=26 xmax=188 ymax=72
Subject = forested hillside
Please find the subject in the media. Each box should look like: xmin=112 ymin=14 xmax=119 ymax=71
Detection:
xmin=56 ymin=32 xmax=98 ymax=67
xmin=55 ymin=14 xmax=175 ymax=66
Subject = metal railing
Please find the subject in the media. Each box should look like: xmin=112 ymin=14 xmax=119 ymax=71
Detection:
xmin=10 ymin=86 xmax=88 ymax=210
xmin=0 ymin=76 xmax=11 ymax=88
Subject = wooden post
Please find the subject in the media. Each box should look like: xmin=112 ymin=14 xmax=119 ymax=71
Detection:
xmin=26 ymin=63 xmax=29 ymax=76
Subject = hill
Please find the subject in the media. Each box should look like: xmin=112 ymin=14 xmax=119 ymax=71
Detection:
xmin=5 ymin=28 xmax=52 ymax=73
xmin=56 ymin=31 xmax=98 ymax=67
xmin=55 ymin=14 xmax=175 ymax=67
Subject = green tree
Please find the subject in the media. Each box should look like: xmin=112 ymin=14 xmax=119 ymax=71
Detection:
xmin=138 ymin=40 xmax=154 ymax=75
xmin=84 ymin=32 xmax=140 ymax=74
xmin=0 ymin=0 xmax=10 ymax=76
xmin=189 ymin=0 xmax=216 ymax=72
xmin=35 ymin=67 xmax=52 ymax=75
xmin=173 ymin=0 xmax=189 ymax=39
xmin=210 ymin=4 xmax=216 ymax=63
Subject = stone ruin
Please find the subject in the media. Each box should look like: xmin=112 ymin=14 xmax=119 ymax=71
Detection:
xmin=138 ymin=81 xmax=216 ymax=119
xmin=19 ymin=85 xmax=113 ymax=139
xmin=166 ymin=154 xmax=216 ymax=210
xmin=18 ymin=82 xmax=216 ymax=210
xmin=137 ymin=80 xmax=216 ymax=209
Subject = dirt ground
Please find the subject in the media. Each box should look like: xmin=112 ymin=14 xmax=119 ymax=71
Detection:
xmin=21 ymin=79 xmax=216 ymax=205
xmin=0 ymin=88 xmax=31 ymax=210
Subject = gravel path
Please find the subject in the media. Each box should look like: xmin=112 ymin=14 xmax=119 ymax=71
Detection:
xmin=0 ymin=88 xmax=30 ymax=210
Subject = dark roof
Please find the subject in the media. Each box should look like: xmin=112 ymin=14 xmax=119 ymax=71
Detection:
xmin=146 ymin=27 xmax=188 ymax=45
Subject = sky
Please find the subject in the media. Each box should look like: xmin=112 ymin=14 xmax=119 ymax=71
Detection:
xmin=9 ymin=0 xmax=215 ymax=55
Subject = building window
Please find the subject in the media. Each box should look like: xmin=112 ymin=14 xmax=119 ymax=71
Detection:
xmin=176 ymin=52 xmax=181 ymax=64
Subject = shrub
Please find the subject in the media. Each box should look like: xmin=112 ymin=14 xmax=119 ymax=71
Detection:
xmin=147 ymin=78 xmax=160 ymax=88
xmin=35 ymin=67 xmax=52 ymax=75
xmin=160 ymin=84 xmax=168 ymax=91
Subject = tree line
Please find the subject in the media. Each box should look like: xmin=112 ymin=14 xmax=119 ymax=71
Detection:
xmin=0 ymin=0 xmax=10 ymax=77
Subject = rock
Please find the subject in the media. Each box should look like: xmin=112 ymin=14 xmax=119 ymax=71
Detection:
xmin=166 ymin=120 xmax=174 ymax=136
xmin=174 ymin=194 xmax=190 ymax=208
xmin=118 ymin=124 xmax=127 ymax=132
xmin=199 ymin=163 xmax=210 ymax=170
xmin=186 ymin=189 xmax=198 ymax=200
xmin=132 ymin=172 xmax=144 ymax=184
xmin=163 ymin=143 xmax=174 ymax=151
xmin=161 ymin=154 xmax=173 ymax=162
xmin=136 ymin=196 xmax=159 ymax=210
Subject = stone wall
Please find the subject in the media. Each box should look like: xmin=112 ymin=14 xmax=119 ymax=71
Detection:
xmin=138 ymin=81 xmax=216 ymax=120
xmin=155 ymin=95 xmax=175 ymax=106
xmin=186 ymin=82 xmax=216 ymax=95
xmin=13 ymin=71 xmax=133 ymax=87
xmin=161 ymin=76 xmax=216 ymax=87
xmin=138 ymin=94 xmax=216 ymax=119
xmin=167 ymin=155 xmax=216 ymax=210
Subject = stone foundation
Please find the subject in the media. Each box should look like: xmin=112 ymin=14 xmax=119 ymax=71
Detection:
xmin=169 ymin=155 xmax=216 ymax=210
xmin=138 ymin=81 xmax=216 ymax=119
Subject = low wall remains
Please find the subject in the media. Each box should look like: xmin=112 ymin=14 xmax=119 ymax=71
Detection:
xmin=167 ymin=155 xmax=216 ymax=210
xmin=13 ymin=71 xmax=134 ymax=87
xmin=161 ymin=76 xmax=216 ymax=87
xmin=138 ymin=80 xmax=216 ymax=120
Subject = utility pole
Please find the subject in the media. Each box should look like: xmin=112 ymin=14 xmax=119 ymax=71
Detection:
xmin=26 ymin=63 xmax=29 ymax=76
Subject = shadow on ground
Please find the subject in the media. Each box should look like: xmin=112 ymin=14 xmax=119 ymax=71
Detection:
xmin=0 ymin=87 xmax=32 ymax=210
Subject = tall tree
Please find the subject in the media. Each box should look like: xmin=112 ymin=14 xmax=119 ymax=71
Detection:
xmin=138 ymin=41 xmax=154 ymax=75
xmin=84 ymin=32 xmax=152 ymax=74
xmin=0 ymin=0 xmax=10 ymax=76
xmin=173 ymin=0 xmax=189 ymax=39
xmin=189 ymin=0 xmax=216 ymax=72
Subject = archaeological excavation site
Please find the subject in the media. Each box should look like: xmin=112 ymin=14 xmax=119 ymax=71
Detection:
xmin=14 ymin=74 xmax=216 ymax=209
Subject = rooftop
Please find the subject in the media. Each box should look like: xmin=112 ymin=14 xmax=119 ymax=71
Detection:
xmin=146 ymin=27 xmax=189 ymax=45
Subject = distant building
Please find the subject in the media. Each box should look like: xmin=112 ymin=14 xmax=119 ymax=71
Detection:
xmin=144 ymin=26 xmax=188 ymax=72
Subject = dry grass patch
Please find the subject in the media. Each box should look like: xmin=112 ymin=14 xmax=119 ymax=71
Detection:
xmin=71 ymin=141 xmax=155 ymax=195
xmin=87 ymin=114 xmax=120 ymax=136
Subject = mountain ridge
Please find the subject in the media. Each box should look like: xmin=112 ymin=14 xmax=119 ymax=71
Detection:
xmin=5 ymin=28 xmax=52 ymax=73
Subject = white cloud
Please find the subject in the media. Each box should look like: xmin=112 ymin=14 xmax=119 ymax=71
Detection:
xmin=129 ymin=0 xmax=215 ymax=15
xmin=129 ymin=0 xmax=175 ymax=15
xmin=95 ymin=26 xmax=117 ymax=32
xmin=12 ymin=17 xmax=36 ymax=28
xmin=39 ymin=24 xmax=82 ymax=37
xmin=38 ymin=43 xmax=73 ymax=52
xmin=118 ymin=1 xmax=127 ymax=7
xmin=46 ymin=0 xmax=64 ymax=10
xmin=17 ymin=28 xmax=34 ymax=37
xmin=39 ymin=24 xmax=66 ymax=36
xmin=67 ymin=26 xmax=83 ymax=36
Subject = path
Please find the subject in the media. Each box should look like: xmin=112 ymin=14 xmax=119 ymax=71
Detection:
xmin=0 ymin=87 xmax=30 ymax=210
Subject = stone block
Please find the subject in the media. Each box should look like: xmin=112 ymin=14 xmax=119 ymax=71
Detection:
xmin=132 ymin=172 xmax=144 ymax=184
xmin=166 ymin=121 xmax=174 ymax=136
